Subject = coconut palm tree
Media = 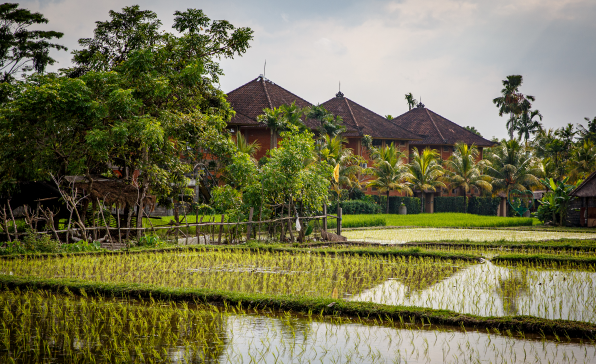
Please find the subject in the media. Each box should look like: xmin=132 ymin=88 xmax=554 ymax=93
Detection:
xmin=567 ymin=140 xmax=596 ymax=183
xmin=516 ymin=105 xmax=543 ymax=146
xmin=408 ymin=147 xmax=446 ymax=213
xmin=404 ymin=93 xmax=417 ymax=111
xmin=257 ymin=106 xmax=285 ymax=149
xmin=493 ymin=75 xmax=535 ymax=140
xmin=485 ymin=139 xmax=541 ymax=202
xmin=366 ymin=143 xmax=413 ymax=213
xmin=578 ymin=116 xmax=596 ymax=144
xmin=444 ymin=143 xmax=492 ymax=213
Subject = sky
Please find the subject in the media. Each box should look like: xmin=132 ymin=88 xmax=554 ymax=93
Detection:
xmin=19 ymin=0 xmax=596 ymax=140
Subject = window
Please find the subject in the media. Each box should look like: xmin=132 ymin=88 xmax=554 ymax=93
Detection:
xmin=443 ymin=146 xmax=451 ymax=152
xmin=372 ymin=139 xmax=383 ymax=147
xmin=452 ymin=189 xmax=457 ymax=194
xmin=360 ymin=163 xmax=367 ymax=169
xmin=399 ymin=141 xmax=406 ymax=146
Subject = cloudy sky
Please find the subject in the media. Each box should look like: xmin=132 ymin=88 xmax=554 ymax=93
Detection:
xmin=20 ymin=0 xmax=596 ymax=139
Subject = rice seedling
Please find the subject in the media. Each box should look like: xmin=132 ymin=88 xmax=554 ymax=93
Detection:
xmin=1 ymin=288 xmax=594 ymax=364
xmin=0 ymin=249 xmax=473 ymax=301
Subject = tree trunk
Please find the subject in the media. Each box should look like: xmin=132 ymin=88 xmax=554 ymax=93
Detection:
xmin=386 ymin=191 xmax=390 ymax=214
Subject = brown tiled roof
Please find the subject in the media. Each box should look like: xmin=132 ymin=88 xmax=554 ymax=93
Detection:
xmin=226 ymin=77 xmax=313 ymax=125
xmin=570 ymin=171 xmax=596 ymax=197
xmin=389 ymin=104 xmax=495 ymax=147
xmin=320 ymin=93 xmax=422 ymax=140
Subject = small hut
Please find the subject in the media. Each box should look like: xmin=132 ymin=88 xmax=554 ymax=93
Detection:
xmin=569 ymin=171 xmax=596 ymax=227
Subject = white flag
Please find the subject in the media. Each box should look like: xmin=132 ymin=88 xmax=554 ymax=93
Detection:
xmin=295 ymin=217 xmax=301 ymax=232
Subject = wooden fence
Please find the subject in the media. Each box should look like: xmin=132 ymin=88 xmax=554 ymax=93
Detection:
xmin=0 ymin=202 xmax=343 ymax=248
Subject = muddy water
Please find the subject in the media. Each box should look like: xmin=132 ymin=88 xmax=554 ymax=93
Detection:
xmin=351 ymin=261 xmax=596 ymax=323
xmin=1 ymin=289 xmax=595 ymax=364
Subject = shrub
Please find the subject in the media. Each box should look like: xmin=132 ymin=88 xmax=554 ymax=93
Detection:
xmin=371 ymin=196 xmax=422 ymax=214
xmin=468 ymin=197 xmax=500 ymax=216
xmin=434 ymin=197 xmax=466 ymax=213
xmin=329 ymin=200 xmax=382 ymax=215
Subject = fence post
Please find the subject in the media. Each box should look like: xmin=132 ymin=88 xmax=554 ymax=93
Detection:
xmin=257 ymin=205 xmax=263 ymax=241
xmin=246 ymin=207 xmax=254 ymax=242
xmin=218 ymin=214 xmax=224 ymax=244
xmin=322 ymin=204 xmax=327 ymax=232
xmin=337 ymin=207 xmax=342 ymax=236
xmin=197 ymin=216 xmax=203 ymax=243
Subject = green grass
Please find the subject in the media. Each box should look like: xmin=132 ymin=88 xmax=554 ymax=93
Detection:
xmin=331 ymin=213 xmax=535 ymax=228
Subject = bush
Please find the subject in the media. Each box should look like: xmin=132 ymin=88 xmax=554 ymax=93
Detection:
xmin=329 ymin=200 xmax=382 ymax=215
xmin=327 ymin=215 xmax=386 ymax=229
xmin=371 ymin=196 xmax=422 ymax=214
xmin=468 ymin=197 xmax=500 ymax=216
xmin=434 ymin=197 xmax=466 ymax=213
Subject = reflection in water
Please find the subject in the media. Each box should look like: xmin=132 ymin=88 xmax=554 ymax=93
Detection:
xmin=1 ymin=289 xmax=595 ymax=363
xmin=351 ymin=262 xmax=596 ymax=323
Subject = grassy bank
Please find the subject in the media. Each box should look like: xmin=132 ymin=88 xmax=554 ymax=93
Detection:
xmin=328 ymin=213 xmax=536 ymax=228
xmin=493 ymin=253 xmax=596 ymax=266
xmin=1 ymin=275 xmax=594 ymax=339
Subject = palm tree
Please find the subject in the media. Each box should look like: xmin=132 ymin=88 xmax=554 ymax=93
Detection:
xmin=578 ymin=116 xmax=596 ymax=144
xmin=408 ymin=147 xmax=446 ymax=213
xmin=516 ymin=107 xmax=543 ymax=146
xmin=366 ymin=143 xmax=413 ymax=213
xmin=404 ymin=93 xmax=417 ymax=111
xmin=493 ymin=75 xmax=535 ymax=140
xmin=257 ymin=107 xmax=285 ymax=149
xmin=485 ymin=140 xmax=541 ymax=205
xmin=444 ymin=143 xmax=492 ymax=213
xmin=567 ymin=140 xmax=596 ymax=183
xmin=320 ymin=135 xmax=363 ymax=193
xmin=235 ymin=132 xmax=261 ymax=161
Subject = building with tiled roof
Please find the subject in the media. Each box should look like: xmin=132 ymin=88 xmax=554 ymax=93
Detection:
xmin=225 ymin=77 xmax=496 ymax=205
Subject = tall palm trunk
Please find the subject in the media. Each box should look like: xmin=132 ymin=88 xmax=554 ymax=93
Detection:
xmin=386 ymin=190 xmax=390 ymax=214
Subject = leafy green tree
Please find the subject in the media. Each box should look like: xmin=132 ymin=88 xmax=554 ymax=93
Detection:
xmin=0 ymin=7 xmax=253 ymax=232
xmin=486 ymin=140 xmax=541 ymax=204
xmin=257 ymin=102 xmax=309 ymax=149
xmin=0 ymin=3 xmax=66 ymax=83
xmin=536 ymin=177 xmax=580 ymax=226
xmin=567 ymin=140 xmax=596 ymax=183
xmin=578 ymin=116 xmax=596 ymax=144
xmin=66 ymin=6 xmax=252 ymax=81
xmin=464 ymin=126 xmax=482 ymax=137
xmin=443 ymin=143 xmax=492 ymax=213
xmin=404 ymin=93 xmax=417 ymax=110
xmin=307 ymin=104 xmax=345 ymax=137
xmin=366 ymin=143 xmax=413 ymax=213
xmin=408 ymin=148 xmax=446 ymax=213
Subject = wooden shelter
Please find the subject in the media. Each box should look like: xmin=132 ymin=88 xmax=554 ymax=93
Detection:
xmin=569 ymin=171 xmax=596 ymax=227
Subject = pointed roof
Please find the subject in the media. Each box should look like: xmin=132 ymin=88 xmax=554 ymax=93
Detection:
xmin=226 ymin=76 xmax=313 ymax=126
xmin=389 ymin=103 xmax=495 ymax=147
xmin=570 ymin=171 xmax=596 ymax=197
xmin=320 ymin=93 xmax=422 ymax=140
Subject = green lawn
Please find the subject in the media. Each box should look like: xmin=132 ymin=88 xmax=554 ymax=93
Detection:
xmin=329 ymin=213 xmax=536 ymax=228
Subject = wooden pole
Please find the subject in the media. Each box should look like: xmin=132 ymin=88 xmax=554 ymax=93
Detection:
xmin=337 ymin=207 xmax=342 ymax=236
xmin=246 ymin=207 xmax=254 ymax=242
xmin=7 ymin=200 xmax=18 ymax=240
xmin=1 ymin=206 xmax=12 ymax=243
xmin=257 ymin=205 xmax=263 ymax=241
xmin=218 ymin=214 xmax=224 ymax=244
xmin=322 ymin=204 xmax=327 ymax=232
xmin=197 ymin=216 xmax=203 ymax=243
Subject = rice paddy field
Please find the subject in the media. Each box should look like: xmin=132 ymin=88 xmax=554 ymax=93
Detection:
xmin=3 ymin=289 xmax=596 ymax=364
xmin=2 ymin=223 xmax=596 ymax=363
xmin=333 ymin=213 xmax=538 ymax=228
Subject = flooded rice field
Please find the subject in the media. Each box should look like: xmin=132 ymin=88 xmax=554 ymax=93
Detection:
xmin=342 ymin=228 xmax=596 ymax=244
xmin=1 ymin=289 xmax=595 ymax=364
xmin=2 ymin=249 xmax=596 ymax=323
xmin=351 ymin=261 xmax=596 ymax=323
